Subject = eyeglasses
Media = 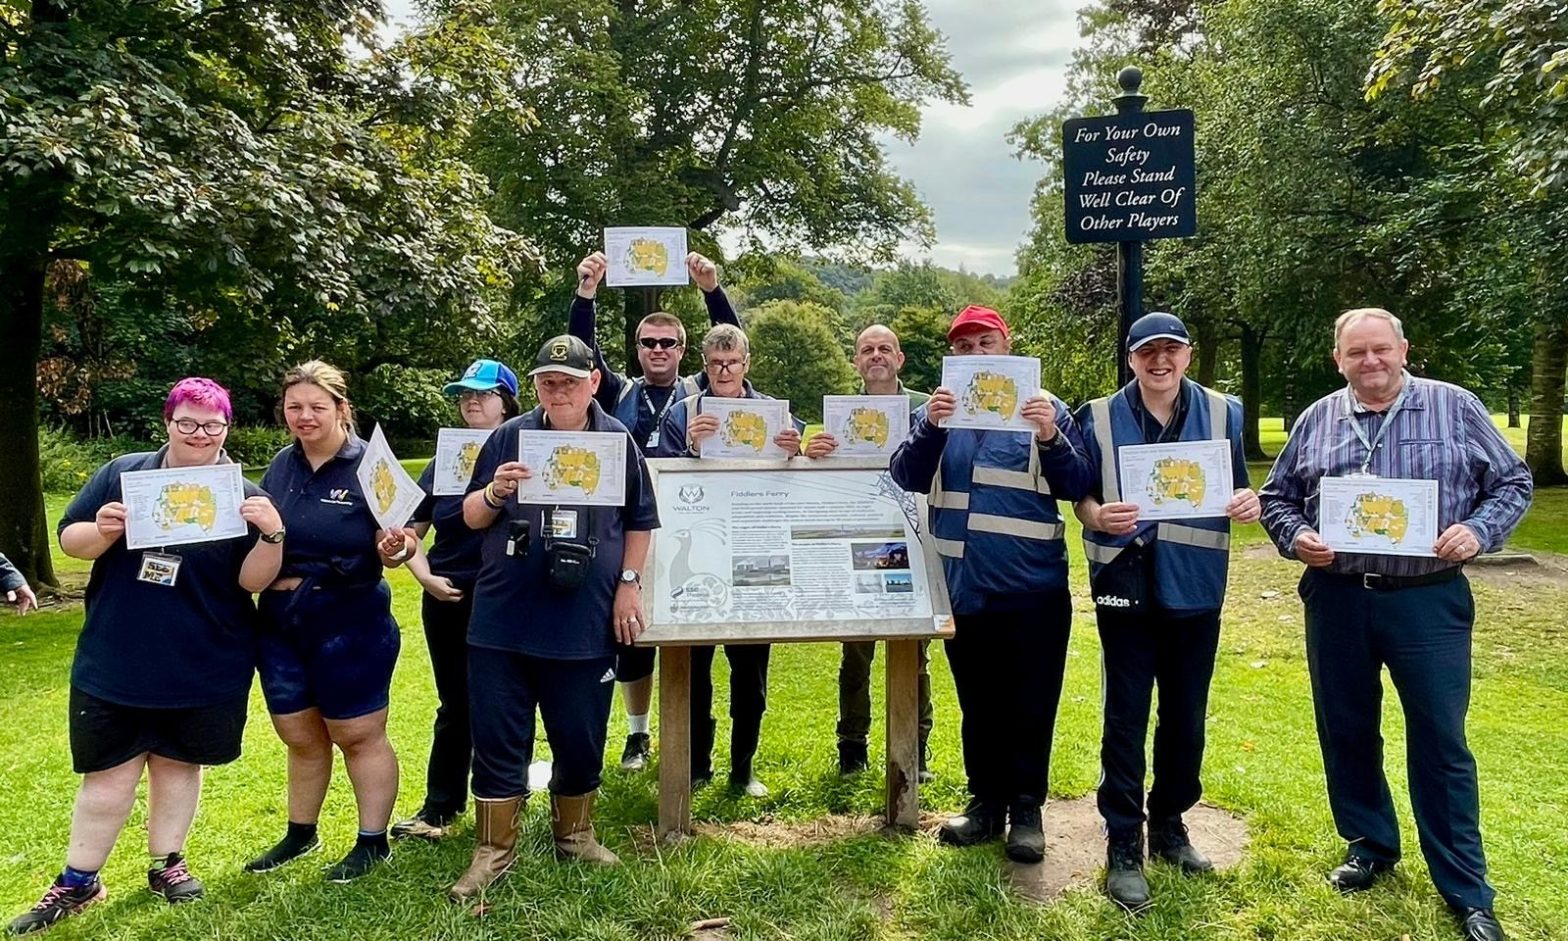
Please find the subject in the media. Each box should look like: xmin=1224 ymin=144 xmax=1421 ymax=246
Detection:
xmin=171 ymin=418 xmax=229 ymax=436
xmin=639 ymin=337 xmax=682 ymax=351
xmin=458 ymin=389 xmax=500 ymax=402
xmin=703 ymin=357 xmax=747 ymax=374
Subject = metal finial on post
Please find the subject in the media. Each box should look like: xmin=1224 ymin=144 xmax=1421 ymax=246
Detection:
xmin=1114 ymin=66 xmax=1148 ymax=115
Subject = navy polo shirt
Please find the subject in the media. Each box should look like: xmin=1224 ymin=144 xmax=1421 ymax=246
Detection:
xmin=411 ymin=461 xmax=484 ymax=587
xmin=465 ymin=402 xmax=660 ymax=659
xmin=259 ymin=436 xmax=384 ymax=588
xmin=59 ymin=447 xmax=264 ymax=709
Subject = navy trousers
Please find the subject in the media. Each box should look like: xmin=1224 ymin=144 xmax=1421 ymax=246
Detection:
xmin=1300 ymin=568 xmax=1493 ymax=910
xmin=690 ymin=644 xmax=771 ymax=779
xmin=468 ymin=648 xmax=615 ymax=800
xmin=416 ymin=590 xmax=474 ymax=819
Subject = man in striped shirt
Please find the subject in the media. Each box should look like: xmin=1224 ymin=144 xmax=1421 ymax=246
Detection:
xmin=1259 ymin=308 xmax=1531 ymax=941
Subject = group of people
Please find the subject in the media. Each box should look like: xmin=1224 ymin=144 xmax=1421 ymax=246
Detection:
xmin=4 ymin=249 xmax=1530 ymax=941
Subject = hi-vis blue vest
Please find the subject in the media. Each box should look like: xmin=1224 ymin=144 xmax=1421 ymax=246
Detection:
xmin=612 ymin=374 xmax=702 ymax=446
xmin=653 ymin=382 xmax=806 ymax=458
xmin=1077 ymin=379 xmax=1242 ymax=613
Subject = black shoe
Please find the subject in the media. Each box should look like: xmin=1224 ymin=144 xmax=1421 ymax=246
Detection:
xmin=147 ymin=853 xmax=204 ymax=904
xmin=1455 ymin=908 xmax=1505 ymax=941
xmin=691 ymin=771 xmax=712 ymax=792
xmin=1105 ymin=829 xmax=1152 ymax=912
xmin=1326 ymin=854 xmax=1393 ymax=894
xmin=325 ymin=841 xmax=390 ymax=884
xmin=838 ymin=740 xmax=869 ymax=775
xmin=1147 ymin=816 xmax=1213 ymax=874
xmin=1004 ymin=800 xmax=1045 ymax=863
xmin=620 ymin=732 xmax=652 ymax=772
xmin=7 ymin=878 xmax=106 ymax=935
xmin=244 ymin=831 xmax=321 ymax=873
xmin=938 ymin=797 xmax=1005 ymax=847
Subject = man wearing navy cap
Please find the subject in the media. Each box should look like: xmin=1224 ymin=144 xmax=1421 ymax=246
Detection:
xmin=1073 ymin=312 xmax=1258 ymax=910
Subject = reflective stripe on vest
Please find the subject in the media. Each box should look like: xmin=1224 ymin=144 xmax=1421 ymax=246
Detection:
xmin=929 ymin=437 xmax=1060 ymax=555
xmin=932 ymin=536 xmax=966 ymax=559
xmin=1156 ymin=522 xmax=1230 ymax=551
xmin=1083 ymin=540 xmax=1123 ymax=564
xmin=969 ymin=514 xmax=1066 ymax=541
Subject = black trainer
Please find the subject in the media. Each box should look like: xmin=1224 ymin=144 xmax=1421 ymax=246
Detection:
xmin=1456 ymin=907 xmax=1506 ymax=941
xmin=7 ymin=878 xmax=107 ymax=935
xmin=838 ymin=740 xmax=869 ymax=775
xmin=1148 ymin=816 xmax=1213 ymax=873
xmin=1004 ymin=800 xmax=1045 ymax=863
xmin=325 ymin=840 xmax=391 ymax=884
xmin=938 ymin=797 xmax=1005 ymax=847
xmin=1327 ymin=854 xmax=1393 ymax=894
xmin=244 ymin=829 xmax=321 ymax=873
xmin=147 ymin=853 xmax=204 ymax=904
xmin=620 ymin=732 xmax=652 ymax=771
xmin=1105 ymin=828 xmax=1152 ymax=912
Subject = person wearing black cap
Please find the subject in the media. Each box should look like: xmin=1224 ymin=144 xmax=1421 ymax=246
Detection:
xmin=571 ymin=250 xmax=739 ymax=773
xmin=1072 ymin=312 xmax=1258 ymax=910
xmin=392 ymin=359 xmax=522 ymax=842
xmin=888 ymin=305 xmax=1092 ymax=864
xmin=449 ymin=335 xmax=659 ymax=901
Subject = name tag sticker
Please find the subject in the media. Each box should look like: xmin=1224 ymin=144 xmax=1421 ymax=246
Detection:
xmin=550 ymin=510 xmax=579 ymax=540
xmin=137 ymin=552 xmax=182 ymax=587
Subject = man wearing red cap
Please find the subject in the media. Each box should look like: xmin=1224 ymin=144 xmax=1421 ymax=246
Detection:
xmin=889 ymin=305 xmax=1092 ymax=863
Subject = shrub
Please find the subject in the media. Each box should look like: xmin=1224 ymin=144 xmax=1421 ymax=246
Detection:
xmin=223 ymin=426 xmax=295 ymax=468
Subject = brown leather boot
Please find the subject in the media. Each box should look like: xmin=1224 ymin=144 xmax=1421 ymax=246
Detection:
xmin=448 ymin=796 xmax=522 ymax=902
xmin=550 ymin=791 xmax=619 ymax=865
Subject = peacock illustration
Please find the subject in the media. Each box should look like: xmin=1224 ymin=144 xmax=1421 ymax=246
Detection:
xmin=666 ymin=519 xmax=730 ymax=611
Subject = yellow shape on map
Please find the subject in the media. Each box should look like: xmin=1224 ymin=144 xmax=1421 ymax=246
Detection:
xmin=1345 ymin=493 xmax=1409 ymax=544
xmin=842 ymin=407 xmax=890 ymax=447
xmin=371 ymin=459 xmax=399 ymax=515
xmin=963 ymin=372 xmax=1018 ymax=418
xmin=721 ymin=411 xmax=769 ymax=452
xmin=154 ymin=483 xmax=218 ymax=531
xmin=455 ymin=441 xmax=482 ymax=483
xmin=544 ymin=446 xmax=602 ymax=495
xmin=625 ymin=239 xmax=670 ymax=276
xmin=1147 ymin=457 xmax=1206 ymax=506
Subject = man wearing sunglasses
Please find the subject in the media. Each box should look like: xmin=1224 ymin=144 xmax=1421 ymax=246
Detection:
xmin=569 ymin=249 xmax=740 ymax=775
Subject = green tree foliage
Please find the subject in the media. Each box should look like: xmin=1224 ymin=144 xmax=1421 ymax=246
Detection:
xmin=744 ymin=301 xmax=858 ymax=421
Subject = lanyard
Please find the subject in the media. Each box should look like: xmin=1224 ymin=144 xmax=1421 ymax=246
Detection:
xmin=1342 ymin=379 xmax=1409 ymax=474
xmin=639 ymin=379 xmax=681 ymax=431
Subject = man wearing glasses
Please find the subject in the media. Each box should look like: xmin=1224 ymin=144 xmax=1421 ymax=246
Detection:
xmin=569 ymin=250 xmax=739 ymax=774
xmin=653 ymin=322 xmax=805 ymax=797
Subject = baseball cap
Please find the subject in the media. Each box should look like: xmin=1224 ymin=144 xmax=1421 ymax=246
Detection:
xmin=1127 ymin=312 xmax=1191 ymax=352
xmin=443 ymin=359 xmax=520 ymax=397
xmin=947 ymin=305 xmax=1011 ymax=341
xmin=527 ymin=335 xmax=596 ymax=379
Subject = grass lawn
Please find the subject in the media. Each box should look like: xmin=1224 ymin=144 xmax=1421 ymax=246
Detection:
xmin=3 ymin=445 xmax=1566 ymax=940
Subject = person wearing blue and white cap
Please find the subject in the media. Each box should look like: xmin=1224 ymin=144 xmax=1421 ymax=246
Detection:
xmin=1073 ymin=312 xmax=1259 ymax=911
xmin=392 ymin=360 xmax=521 ymax=842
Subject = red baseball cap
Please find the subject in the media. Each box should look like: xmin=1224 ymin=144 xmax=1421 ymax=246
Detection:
xmin=947 ymin=305 xmax=1010 ymax=341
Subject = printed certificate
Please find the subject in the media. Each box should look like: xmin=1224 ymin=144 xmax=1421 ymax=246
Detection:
xmin=939 ymin=355 xmax=1041 ymax=433
xmin=122 ymin=462 xmax=248 ymax=550
xmin=431 ymin=428 xmax=494 ymax=496
xmin=821 ymin=395 xmax=910 ymax=457
xmin=516 ymin=430 xmax=628 ymax=507
xmin=1116 ymin=440 xmax=1235 ymax=520
xmin=697 ymin=397 xmax=791 ymax=460
xmin=356 ymin=424 xmax=425 ymax=531
xmin=1318 ymin=476 xmax=1439 ymax=557
xmin=604 ymin=227 xmax=690 ymax=287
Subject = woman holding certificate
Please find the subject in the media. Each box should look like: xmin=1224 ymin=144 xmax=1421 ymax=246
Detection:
xmin=10 ymin=379 xmax=282 ymax=936
xmin=1072 ymin=312 xmax=1258 ymax=911
xmin=245 ymin=361 xmax=414 ymax=884
xmin=449 ymin=334 xmax=658 ymax=901
xmin=391 ymin=359 xmax=520 ymax=843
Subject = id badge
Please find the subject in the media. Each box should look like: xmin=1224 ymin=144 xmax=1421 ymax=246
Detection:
xmin=137 ymin=552 xmax=182 ymax=587
xmin=645 ymin=430 xmax=660 ymax=450
xmin=550 ymin=510 xmax=579 ymax=540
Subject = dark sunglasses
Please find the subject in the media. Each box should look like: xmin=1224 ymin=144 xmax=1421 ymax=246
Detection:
xmin=638 ymin=337 xmax=682 ymax=351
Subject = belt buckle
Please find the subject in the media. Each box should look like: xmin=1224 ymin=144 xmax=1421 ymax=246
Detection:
xmin=1361 ymin=573 xmax=1383 ymax=590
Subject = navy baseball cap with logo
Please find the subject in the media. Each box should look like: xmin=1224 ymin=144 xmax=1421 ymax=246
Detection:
xmin=444 ymin=359 xmax=520 ymax=397
xmin=1127 ymin=312 xmax=1192 ymax=352
xmin=527 ymin=335 xmax=596 ymax=380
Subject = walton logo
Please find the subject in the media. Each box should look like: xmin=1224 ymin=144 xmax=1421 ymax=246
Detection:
xmin=1094 ymin=594 xmax=1133 ymax=608
xmin=320 ymin=488 xmax=354 ymax=506
xmin=678 ymin=485 xmax=705 ymax=504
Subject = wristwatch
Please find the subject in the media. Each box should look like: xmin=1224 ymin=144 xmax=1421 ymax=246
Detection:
xmin=618 ymin=569 xmax=641 ymax=587
xmin=260 ymin=527 xmax=286 ymax=544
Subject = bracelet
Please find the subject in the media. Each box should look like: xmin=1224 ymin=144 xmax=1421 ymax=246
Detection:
xmin=482 ymin=483 xmax=505 ymax=509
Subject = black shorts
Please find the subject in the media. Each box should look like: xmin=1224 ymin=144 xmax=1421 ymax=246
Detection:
xmin=68 ymin=686 xmax=247 ymax=774
xmin=614 ymin=644 xmax=656 ymax=683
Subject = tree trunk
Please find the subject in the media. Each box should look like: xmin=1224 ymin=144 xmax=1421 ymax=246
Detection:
xmin=1507 ymin=389 xmax=1521 ymax=428
xmin=1194 ymin=320 xmax=1218 ymax=388
xmin=1524 ymin=317 xmax=1568 ymax=485
xmin=1281 ymin=365 xmax=1300 ymax=433
xmin=0 ymin=253 xmax=59 ymax=589
xmin=1239 ymin=322 xmax=1267 ymax=460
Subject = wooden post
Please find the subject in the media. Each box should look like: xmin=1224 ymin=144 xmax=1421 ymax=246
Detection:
xmin=884 ymin=639 xmax=920 ymax=828
xmin=657 ymin=645 xmax=693 ymax=840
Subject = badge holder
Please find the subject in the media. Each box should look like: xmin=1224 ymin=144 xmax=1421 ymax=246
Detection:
xmin=137 ymin=550 xmax=182 ymax=587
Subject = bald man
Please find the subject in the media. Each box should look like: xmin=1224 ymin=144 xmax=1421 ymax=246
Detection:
xmin=806 ymin=325 xmax=934 ymax=778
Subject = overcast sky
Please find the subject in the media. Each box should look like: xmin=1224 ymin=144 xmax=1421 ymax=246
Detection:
xmin=382 ymin=1 xmax=1081 ymax=276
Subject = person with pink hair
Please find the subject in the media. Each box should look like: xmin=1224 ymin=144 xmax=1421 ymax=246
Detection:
xmin=9 ymin=378 xmax=285 ymax=936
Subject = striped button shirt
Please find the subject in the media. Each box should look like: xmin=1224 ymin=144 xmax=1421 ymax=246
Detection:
xmin=1259 ymin=373 xmax=1533 ymax=576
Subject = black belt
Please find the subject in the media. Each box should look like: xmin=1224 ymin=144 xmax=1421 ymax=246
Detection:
xmin=1325 ymin=567 xmax=1462 ymax=591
